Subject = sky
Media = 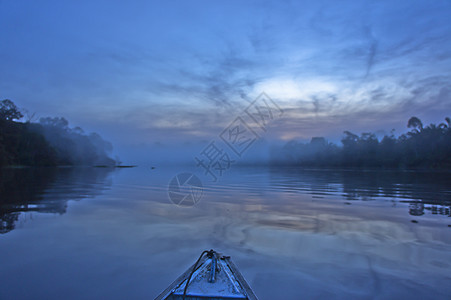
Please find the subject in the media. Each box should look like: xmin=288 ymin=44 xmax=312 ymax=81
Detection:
xmin=1 ymin=0 xmax=451 ymax=164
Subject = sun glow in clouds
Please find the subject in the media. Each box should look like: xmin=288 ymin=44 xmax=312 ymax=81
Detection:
xmin=256 ymin=78 xmax=338 ymax=102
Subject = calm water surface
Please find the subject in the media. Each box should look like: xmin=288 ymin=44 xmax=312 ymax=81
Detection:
xmin=1 ymin=166 xmax=450 ymax=299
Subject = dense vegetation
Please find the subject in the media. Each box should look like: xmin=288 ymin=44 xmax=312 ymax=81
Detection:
xmin=0 ymin=99 xmax=115 ymax=167
xmin=271 ymin=116 xmax=451 ymax=169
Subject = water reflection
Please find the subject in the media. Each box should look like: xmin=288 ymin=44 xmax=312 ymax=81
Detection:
xmin=269 ymin=167 xmax=451 ymax=218
xmin=0 ymin=166 xmax=450 ymax=299
xmin=2 ymin=166 xmax=449 ymax=236
xmin=0 ymin=167 xmax=113 ymax=234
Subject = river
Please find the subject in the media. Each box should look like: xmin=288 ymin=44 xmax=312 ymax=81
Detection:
xmin=0 ymin=166 xmax=450 ymax=299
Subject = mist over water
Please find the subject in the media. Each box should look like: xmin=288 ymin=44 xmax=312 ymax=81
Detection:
xmin=1 ymin=166 xmax=450 ymax=299
xmin=117 ymin=138 xmax=273 ymax=167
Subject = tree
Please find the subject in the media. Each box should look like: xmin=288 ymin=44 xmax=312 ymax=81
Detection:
xmin=0 ymin=99 xmax=23 ymax=121
xmin=22 ymin=108 xmax=37 ymax=123
xmin=439 ymin=117 xmax=451 ymax=129
xmin=39 ymin=117 xmax=69 ymax=130
xmin=407 ymin=116 xmax=423 ymax=132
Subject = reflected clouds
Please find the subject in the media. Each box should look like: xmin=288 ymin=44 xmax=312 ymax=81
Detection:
xmin=1 ymin=166 xmax=451 ymax=299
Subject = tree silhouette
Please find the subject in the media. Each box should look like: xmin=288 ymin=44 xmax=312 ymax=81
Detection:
xmin=407 ymin=116 xmax=423 ymax=132
xmin=273 ymin=116 xmax=451 ymax=169
xmin=0 ymin=102 xmax=116 ymax=167
xmin=0 ymin=99 xmax=23 ymax=121
xmin=439 ymin=117 xmax=450 ymax=129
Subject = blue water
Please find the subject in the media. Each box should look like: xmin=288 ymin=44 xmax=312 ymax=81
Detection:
xmin=1 ymin=166 xmax=450 ymax=299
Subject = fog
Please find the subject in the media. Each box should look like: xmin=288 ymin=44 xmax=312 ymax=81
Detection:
xmin=269 ymin=116 xmax=451 ymax=169
xmin=115 ymin=138 xmax=273 ymax=167
xmin=36 ymin=117 xmax=115 ymax=166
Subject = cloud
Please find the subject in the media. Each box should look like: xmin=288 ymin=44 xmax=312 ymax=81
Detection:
xmin=363 ymin=26 xmax=378 ymax=78
xmin=1 ymin=0 xmax=451 ymax=160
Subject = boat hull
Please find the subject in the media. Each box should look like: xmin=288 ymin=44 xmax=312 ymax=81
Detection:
xmin=155 ymin=250 xmax=258 ymax=300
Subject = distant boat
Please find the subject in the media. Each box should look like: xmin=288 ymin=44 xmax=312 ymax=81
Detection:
xmin=155 ymin=249 xmax=258 ymax=300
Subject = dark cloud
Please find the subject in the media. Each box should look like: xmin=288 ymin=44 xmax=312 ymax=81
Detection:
xmin=363 ymin=26 xmax=378 ymax=78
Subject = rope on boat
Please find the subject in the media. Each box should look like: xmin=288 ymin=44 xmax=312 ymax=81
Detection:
xmin=182 ymin=249 xmax=215 ymax=300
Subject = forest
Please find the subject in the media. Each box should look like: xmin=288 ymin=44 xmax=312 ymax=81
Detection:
xmin=2 ymin=98 xmax=451 ymax=169
xmin=0 ymin=99 xmax=115 ymax=167
xmin=271 ymin=116 xmax=451 ymax=169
